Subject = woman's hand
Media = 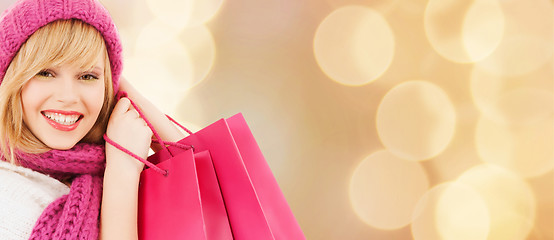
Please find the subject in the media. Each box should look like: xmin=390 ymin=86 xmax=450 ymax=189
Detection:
xmin=105 ymin=97 xmax=152 ymax=174
xmin=115 ymin=76 xmax=186 ymax=153
xmin=101 ymin=96 xmax=152 ymax=240
xmin=101 ymin=76 xmax=185 ymax=239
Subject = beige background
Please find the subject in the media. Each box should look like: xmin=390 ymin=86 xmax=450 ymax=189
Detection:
xmin=2 ymin=0 xmax=552 ymax=239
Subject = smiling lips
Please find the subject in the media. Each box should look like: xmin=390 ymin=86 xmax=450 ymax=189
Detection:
xmin=41 ymin=110 xmax=83 ymax=131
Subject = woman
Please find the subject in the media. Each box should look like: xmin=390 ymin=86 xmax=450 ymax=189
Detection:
xmin=0 ymin=0 xmax=183 ymax=239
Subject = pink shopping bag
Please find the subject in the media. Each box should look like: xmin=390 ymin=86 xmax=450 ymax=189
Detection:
xmin=173 ymin=113 xmax=305 ymax=240
xmin=106 ymin=92 xmax=303 ymax=239
xmin=138 ymin=149 xmax=204 ymax=239
xmin=138 ymin=148 xmax=233 ymax=240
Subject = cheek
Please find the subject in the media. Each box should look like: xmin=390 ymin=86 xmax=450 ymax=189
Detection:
xmin=21 ymin=81 xmax=45 ymax=117
xmin=84 ymin=82 xmax=106 ymax=115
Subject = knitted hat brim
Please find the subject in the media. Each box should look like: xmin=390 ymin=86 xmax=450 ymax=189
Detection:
xmin=0 ymin=0 xmax=123 ymax=92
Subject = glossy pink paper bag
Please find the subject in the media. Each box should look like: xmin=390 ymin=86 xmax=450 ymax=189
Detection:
xmin=176 ymin=113 xmax=305 ymax=240
xmin=138 ymin=149 xmax=232 ymax=240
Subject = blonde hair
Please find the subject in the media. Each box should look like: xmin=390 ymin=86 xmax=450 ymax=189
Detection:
xmin=0 ymin=19 xmax=115 ymax=163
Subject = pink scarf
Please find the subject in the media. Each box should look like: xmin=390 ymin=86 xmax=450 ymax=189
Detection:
xmin=16 ymin=143 xmax=105 ymax=240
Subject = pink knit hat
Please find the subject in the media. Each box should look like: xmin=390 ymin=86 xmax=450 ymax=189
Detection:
xmin=0 ymin=0 xmax=123 ymax=91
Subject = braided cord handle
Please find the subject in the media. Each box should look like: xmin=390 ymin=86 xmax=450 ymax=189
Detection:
xmin=165 ymin=115 xmax=193 ymax=135
xmin=103 ymin=91 xmax=193 ymax=176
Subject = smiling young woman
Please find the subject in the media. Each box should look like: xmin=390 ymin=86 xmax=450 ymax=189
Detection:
xmin=19 ymin=25 xmax=108 ymax=151
xmin=0 ymin=0 xmax=183 ymax=239
xmin=0 ymin=18 xmax=115 ymax=158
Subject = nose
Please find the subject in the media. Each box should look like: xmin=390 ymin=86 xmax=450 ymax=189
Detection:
xmin=54 ymin=76 xmax=79 ymax=104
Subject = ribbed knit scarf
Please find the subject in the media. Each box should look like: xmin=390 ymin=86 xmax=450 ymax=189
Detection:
xmin=16 ymin=143 xmax=105 ymax=240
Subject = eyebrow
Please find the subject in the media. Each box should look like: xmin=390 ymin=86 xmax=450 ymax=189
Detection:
xmin=84 ymin=66 xmax=104 ymax=74
xmin=91 ymin=66 xmax=104 ymax=71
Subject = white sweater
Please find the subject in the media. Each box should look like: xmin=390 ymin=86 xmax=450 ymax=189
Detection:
xmin=0 ymin=161 xmax=69 ymax=240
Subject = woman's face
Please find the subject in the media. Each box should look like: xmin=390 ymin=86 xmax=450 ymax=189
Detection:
xmin=21 ymin=54 xmax=105 ymax=150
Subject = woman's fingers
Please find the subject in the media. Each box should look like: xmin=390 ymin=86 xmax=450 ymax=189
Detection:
xmin=128 ymin=107 xmax=140 ymax=119
xmin=112 ymin=97 xmax=131 ymax=116
xmin=114 ymin=97 xmax=143 ymax=120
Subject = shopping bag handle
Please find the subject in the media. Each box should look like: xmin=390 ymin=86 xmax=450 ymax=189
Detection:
xmin=103 ymin=91 xmax=193 ymax=176
xmin=165 ymin=115 xmax=193 ymax=135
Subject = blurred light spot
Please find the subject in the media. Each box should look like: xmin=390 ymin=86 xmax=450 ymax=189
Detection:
xmin=118 ymin=29 xmax=133 ymax=60
xmin=411 ymin=182 xmax=490 ymax=240
xmin=456 ymin=164 xmax=536 ymax=240
xmin=476 ymin=35 xmax=553 ymax=77
xmin=324 ymin=0 xmax=401 ymax=14
xmin=99 ymin=0 xmax=153 ymax=29
xmin=492 ymin=89 xmax=554 ymax=126
xmin=349 ymin=150 xmax=429 ymax=230
xmin=133 ymin=20 xmax=215 ymax=91
xmin=397 ymin=0 xmax=428 ymax=14
xmin=124 ymin=21 xmax=192 ymax=114
xmin=123 ymin=57 xmax=188 ymax=115
xmin=424 ymin=0 xmax=504 ymax=63
xmin=461 ymin=0 xmax=504 ymax=61
xmin=428 ymin=134 xmax=483 ymax=183
xmin=146 ymin=0 xmax=223 ymax=29
xmin=135 ymin=19 xmax=182 ymax=50
xmin=436 ymin=183 xmax=490 ymax=240
xmin=178 ymin=26 xmax=217 ymax=90
xmin=475 ymin=115 xmax=554 ymax=178
xmin=470 ymin=63 xmax=554 ymax=126
xmin=376 ymin=81 xmax=456 ymax=161
xmin=135 ymin=22 xmax=194 ymax=86
xmin=313 ymin=5 xmax=395 ymax=86
xmin=475 ymin=0 xmax=553 ymax=76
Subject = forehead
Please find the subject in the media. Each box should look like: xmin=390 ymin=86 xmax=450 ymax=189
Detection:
xmin=53 ymin=51 xmax=106 ymax=71
xmin=31 ymin=20 xmax=108 ymax=72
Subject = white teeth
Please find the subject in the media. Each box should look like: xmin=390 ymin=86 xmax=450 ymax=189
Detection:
xmin=43 ymin=112 xmax=80 ymax=125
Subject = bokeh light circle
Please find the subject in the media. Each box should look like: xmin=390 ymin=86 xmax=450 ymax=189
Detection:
xmin=313 ymin=5 xmax=395 ymax=86
xmin=179 ymin=26 xmax=217 ymax=90
xmin=349 ymin=150 xmax=429 ymax=230
xmin=476 ymin=35 xmax=553 ymax=77
xmin=376 ymin=81 xmax=456 ymax=161
xmin=146 ymin=0 xmax=223 ymax=29
xmin=424 ymin=0 xmax=504 ymax=63
xmin=134 ymin=21 xmax=196 ymax=89
xmin=135 ymin=19 xmax=182 ymax=50
xmin=470 ymin=63 xmax=554 ymax=126
xmin=124 ymin=21 xmax=191 ymax=114
xmin=132 ymin=20 xmax=216 ymax=92
xmin=411 ymin=182 xmax=490 ymax=240
xmin=475 ymin=115 xmax=554 ymax=178
xmin=475 ymin=0 xmax=553 ymax=76
xmin=324 ymin=0 xmax=401 ymax=14
xmin=123 ymin=56 xmax=190 ymax=114
xmin=456 ymin=164 xmax=536 ymax=240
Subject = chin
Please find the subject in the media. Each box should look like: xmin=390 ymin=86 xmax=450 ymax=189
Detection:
xmin=44 ymin=141 xmax=78 ymax=150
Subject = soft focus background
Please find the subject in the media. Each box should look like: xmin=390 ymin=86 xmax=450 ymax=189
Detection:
xmin=3 ymin=0 xmax=553 ymax=239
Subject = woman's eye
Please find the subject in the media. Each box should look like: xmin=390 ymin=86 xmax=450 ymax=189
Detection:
xmin=36 ymin=71 xmax=53 ymax=77
xmin=80 ymin=74 xmax=99 ymax=81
